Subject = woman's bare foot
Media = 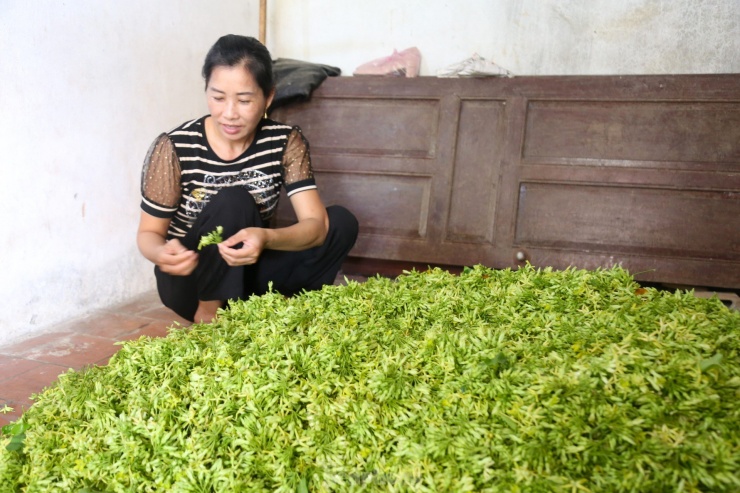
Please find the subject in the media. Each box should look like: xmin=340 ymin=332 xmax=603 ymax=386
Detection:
xmin=193 ymin=299 xmax=223 ymax=323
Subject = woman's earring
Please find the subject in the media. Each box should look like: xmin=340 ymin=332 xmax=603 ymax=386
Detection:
xmin=264 ymin=111 xmax=268 ymax=119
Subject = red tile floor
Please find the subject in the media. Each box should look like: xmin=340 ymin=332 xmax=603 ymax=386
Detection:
xmin=0 ymin=273 xmax=368 ymax=428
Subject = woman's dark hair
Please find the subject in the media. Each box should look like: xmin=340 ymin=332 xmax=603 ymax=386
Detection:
xmin=202 ymin=34 xmax=274 ymax=97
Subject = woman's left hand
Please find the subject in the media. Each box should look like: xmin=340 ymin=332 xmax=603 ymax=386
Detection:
xmin=217 ymin=191 xmax=328 ymax=267
xmin=218 ymin=227 xmax=269 ymax=266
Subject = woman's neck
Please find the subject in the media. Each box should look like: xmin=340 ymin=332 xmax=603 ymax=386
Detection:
xmin=204 ymin=116 xmax=253 ymax=161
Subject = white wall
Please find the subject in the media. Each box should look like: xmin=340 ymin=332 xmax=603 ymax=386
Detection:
xmin=1 ymin=0 xmax=737 ymax=347
xmin=0 ymin=0 xmax=260 ymax=346
xmin=266 ymin=0 xmax=740 ymax=76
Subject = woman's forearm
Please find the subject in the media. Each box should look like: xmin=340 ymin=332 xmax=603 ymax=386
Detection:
xmin=264 ymin=216 xmax=328 ymax=251
xmin=137 ymin=230 xmax=167 ymax=264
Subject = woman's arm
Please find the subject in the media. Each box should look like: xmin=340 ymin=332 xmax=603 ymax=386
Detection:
xmin=218 ymin=190 xmax=329 ymax=266
xmin=137 ymin=211 xmax=198 ymax=275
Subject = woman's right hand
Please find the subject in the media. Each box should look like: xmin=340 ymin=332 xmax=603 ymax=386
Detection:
xmin=155 ymin=239 xmax=198 ymax=276
xmin=138 ymin=212 xmax=198 ymax=276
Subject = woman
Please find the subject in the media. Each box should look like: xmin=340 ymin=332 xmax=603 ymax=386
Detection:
xmin=137 ymin=35 xmax=358 ymax=323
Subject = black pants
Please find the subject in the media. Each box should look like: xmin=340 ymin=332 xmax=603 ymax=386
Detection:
xmin=155 ymin=187 xmax=359 ymax=321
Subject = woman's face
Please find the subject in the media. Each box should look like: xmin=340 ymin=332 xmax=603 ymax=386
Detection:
xmin=205 ymin=64 xmax=274 ymax=145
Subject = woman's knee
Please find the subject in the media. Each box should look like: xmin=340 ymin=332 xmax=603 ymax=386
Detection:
xmin=327 ymin=205 xmax=359 ymax=246
xmin=208 ymin=186 xmax=256 ymax=213
xmin=203 ymin=187 xmax=264 ymax=229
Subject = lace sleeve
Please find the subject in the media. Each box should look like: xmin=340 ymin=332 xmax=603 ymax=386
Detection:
xmin=282 ymin=128 xmax=314 ymax=186
xmin=141 ymin=133 xmax=181 ymax=213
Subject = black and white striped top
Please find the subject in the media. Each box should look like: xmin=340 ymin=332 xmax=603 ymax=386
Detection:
xmin=140 ymin=116 xmax=317 ymax=239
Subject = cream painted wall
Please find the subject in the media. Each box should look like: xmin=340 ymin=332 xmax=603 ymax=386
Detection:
xmin=266 ymin=0 xmax=739 ymax=76
xmin=1 ymin=0 xmax=737 ymax=347
xmin=0 ymin=0 xmax=261 ymax=346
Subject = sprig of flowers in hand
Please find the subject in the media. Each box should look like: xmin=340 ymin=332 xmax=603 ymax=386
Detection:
xmin=198 ymin=226 xmax=224 ymax=250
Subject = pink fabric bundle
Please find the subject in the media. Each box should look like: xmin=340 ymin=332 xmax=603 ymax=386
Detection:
xmin=353 ymin=47 xmax=421 ymax=77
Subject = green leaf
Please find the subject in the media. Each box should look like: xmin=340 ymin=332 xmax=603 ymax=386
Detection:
xmin=9 ymin=433 xmax=25 ymax=442
xmin=9 ymin=422 xmax=28 ymax=435
xmin=296 ymin=477 xmax=308 ymax=493
xmin=5 ymin=441 xmax=23 ymax=452
xmin=700 ymin=353 xmax=723 ymax=372
xmin=2 ymin=421 xmax=27 ymax=436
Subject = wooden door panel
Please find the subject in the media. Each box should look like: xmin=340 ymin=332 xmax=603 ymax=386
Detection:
xmin=272 ymin=75 xmax=740 ymax=288
xmin=317 ymin=171 xmax=432 ymax=239
xmin=523 ymin=101 xmax=740 ymax=166
xmin=514 ymin=182 xmax=740 ymax=261
xmin=445 ymin=99 xmax=506 ymax=245
xmin=275 ymin=98 xmax=440 ymax=159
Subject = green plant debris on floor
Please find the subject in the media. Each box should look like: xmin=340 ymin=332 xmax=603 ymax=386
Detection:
xmin=1 ymin=265 xmax=739 ymax=492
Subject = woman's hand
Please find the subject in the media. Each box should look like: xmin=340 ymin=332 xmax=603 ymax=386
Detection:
xmin=137 ymin=212 xmax=198 ymax=276
xmin=218 ymin=227 xmax=269 ymax=266
xmin=156 ymin=238 xmax=199 ymax=275
xmin=217 ymin=190 xmax=329 ymax=267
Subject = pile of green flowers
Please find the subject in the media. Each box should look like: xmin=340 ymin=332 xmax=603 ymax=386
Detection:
xmin=2 ymin=265 xmax=739 ymax=492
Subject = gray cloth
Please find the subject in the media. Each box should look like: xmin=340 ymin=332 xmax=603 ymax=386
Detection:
xmin=271 ymin=58 xmax=341 ymax=111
